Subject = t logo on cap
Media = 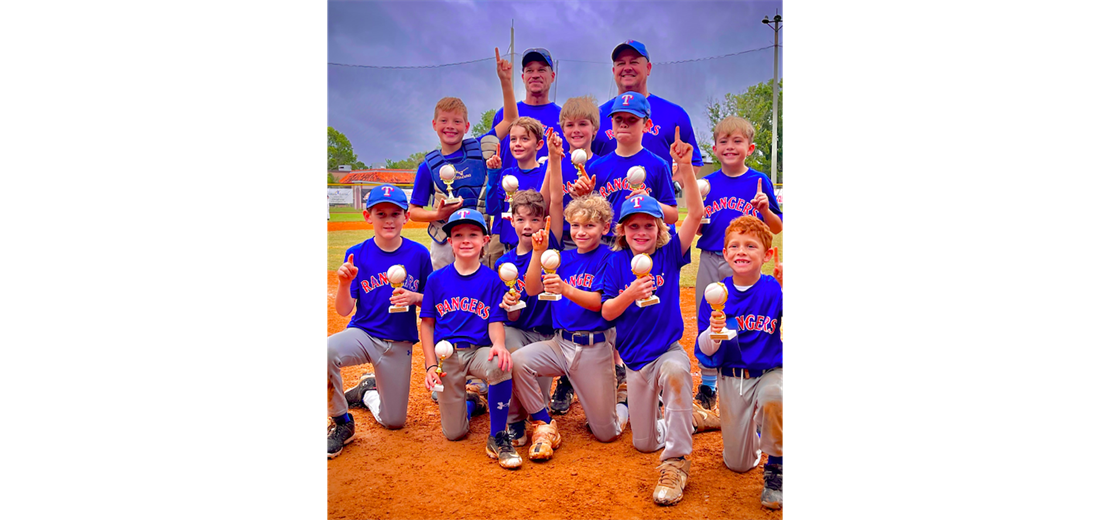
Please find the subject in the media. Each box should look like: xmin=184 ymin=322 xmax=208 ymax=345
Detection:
xmin=621 ymin=94 xmax=634 ymax=106
xmin=381 ymin=186 xmax=394 ymax=197
xmin=630 ymin=196 xmax=645 ymax=208
xmin=460 ymin=209 xmax=470 ymax=218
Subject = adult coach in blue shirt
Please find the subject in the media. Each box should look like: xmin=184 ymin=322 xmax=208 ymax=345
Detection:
xmin=593 ymin=40 xmax=704 ymax=179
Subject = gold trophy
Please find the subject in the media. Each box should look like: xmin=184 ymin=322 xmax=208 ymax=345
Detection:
xmin=439 ymin=164 xmax=461 ymax=204
xmin=538 ymin=250 xmax=563 ymax=301
xmin=501 ymin=174 xmax=519 ymax=220
xmin=387 ymin=265 xmax=408 ymax=313
xmin=498 ymin=263 xmax=527 ymax=312
xmin=704 ymin=282 xmax=737 ymax=340
xmin=571 ymin=149 xmax=589 ymax=183
xmin=626 ymin=165 xmax=646 ymax=192
xmin=697 ymin=179 xmax=711 ymax=224
xmin=431 ymin=340 xmax=454 ymax=394
xmin=630 ymin=253 xmax=659 ymax=307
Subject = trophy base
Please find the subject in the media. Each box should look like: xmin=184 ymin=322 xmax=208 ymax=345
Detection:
xmin=701 ymin=217 xmax=711 ymax=224
xmin=709 ymin=328 xmax=737 ymax=341
xmin=432 ymin=384 xmax=444 ymax=393
xmin=501 ymin=302 xmax=527 ymax=312
xmin=636 ymin=295 xmax=660 ymax=308
xmin=389 ymin=305 xmax=409 ymax=314
xmin=538 ymin=293 xmax=563 ymax=301
xmin=501 ymin=212 xmax=512 ymax=219
xmin=444 ymin=196 xmax=462 ymax=205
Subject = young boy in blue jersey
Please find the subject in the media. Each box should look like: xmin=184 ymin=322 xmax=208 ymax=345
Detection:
xmin=587 ymin=91 xmax=678 ymax=240
xmin=509 ymin=135 xmax=627 ymax=463
xmin=485 ymin=117 xmax=549 ymax=257
xmin=545 ymin=94 xmax=606 ymax=414
xmin=599 ymin=130 xmax=714 ymax=506
xmin=327 ymin=185 xmax=434 ymax=459
xmin=695 ymin=216 xmax=783 ymax=510
xmin=408 ymin=48 xmax=518 ymax=271
xmin=692 ymin=116 xmax=783 ymax=412
xmin=493 ymin=188 xmax=557 ymax=448
xmin=421 ymin=208 xmax=523 ymax=469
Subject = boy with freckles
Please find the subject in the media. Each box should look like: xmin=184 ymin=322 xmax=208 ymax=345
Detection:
xmin=696 ymin=216 xmax=784 ymax=510
xmin=598 ymin=129 xmax=712 ymax=506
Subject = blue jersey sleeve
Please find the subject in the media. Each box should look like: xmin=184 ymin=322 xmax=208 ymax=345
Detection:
xmin=652 ymin=161 xmax=678 ymax=207
xmin=488 ymin=278 xmax=509 ymax=323
xmin=419 ymin=273 xmax=438 ymax=319
xmin=762 ymin=172 xmax=783 ymax=219
xmin=416 ymin=246 xmax=433 ymax=294
xmin=600 ymin=255 xmax=622 ymax=301
xmin=411 ymin=160 xmax=433 ymax=207
xmin=676 ymin=110 xmax=703 ymax=167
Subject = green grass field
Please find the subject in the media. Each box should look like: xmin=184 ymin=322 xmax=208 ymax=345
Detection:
xmin=329 ymin=224 xmax=782 ymax=288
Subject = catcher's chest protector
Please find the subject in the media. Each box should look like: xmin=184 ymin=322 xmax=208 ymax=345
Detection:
xmin=424 ymin=138 xmax=489 ymax=243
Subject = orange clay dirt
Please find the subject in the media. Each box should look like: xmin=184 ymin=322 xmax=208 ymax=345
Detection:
xmin=327 ymin=271 xmax=782 ymax=520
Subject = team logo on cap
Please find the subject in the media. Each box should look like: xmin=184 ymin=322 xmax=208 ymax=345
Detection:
xmin=621 ymin=94 xmax=634 ymax=106
xmin=459 ymin=209 xmax=471 ymax=218
xmin=381 ymin=186 xmax=394 ymax=196
xmin=629 ymin=196 xmax=645 ymax=208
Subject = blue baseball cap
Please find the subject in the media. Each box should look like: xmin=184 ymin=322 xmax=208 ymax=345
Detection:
xmin=618 ymin=194 xmax=664 ymax=223
xmin=610 ymin=91 xmax=651 ymax=119
xmin=521 ymin=47 xmax=553 ymax=68
xmin=364 ymin=184 xmax=409 ymax=210
xmin=611 ymin=40 xmax=650 ymax=62
xmin=442 ymin=208 xmax=489 ymax=236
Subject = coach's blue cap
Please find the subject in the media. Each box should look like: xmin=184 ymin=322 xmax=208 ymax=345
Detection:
xmin=610 ymin=91 xmax=651 ymax=119
xmin=522 ymin=47 xmax=553 ymax=68
xmin=618 ymin=194 xmax=664 ymax=223
xmin=611 ymin=40 xmax=650 ymax=62
xmin=442 ymin=208 xmax=489 ymax=236
xmin=364 ymin=184 xmax=409 ymax=210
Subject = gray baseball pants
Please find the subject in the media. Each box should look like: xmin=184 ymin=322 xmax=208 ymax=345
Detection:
xmin=430 ymin=240 xmax=455 ymax=271
xmin=326 ymin=328 xmax=413 ymax=429
xmin=720 ymin=367 xmax=783 ymax=472
xmin=503 ymin=327 xmax=554 ymax=425
xmin=437 ymin=346 xmax=512 ymax=441
xmin=626 ymin=342 xmax=693 ymax=460
xmin=695 ymin=250 xmax=733 ymax=380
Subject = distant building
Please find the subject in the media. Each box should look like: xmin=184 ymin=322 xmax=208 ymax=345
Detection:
xmin=331 ymin=169 xmax=418 ymax=209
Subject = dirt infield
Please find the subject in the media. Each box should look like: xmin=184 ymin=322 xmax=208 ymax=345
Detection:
xmin=327 ymin=271 xmax=783 ymax=519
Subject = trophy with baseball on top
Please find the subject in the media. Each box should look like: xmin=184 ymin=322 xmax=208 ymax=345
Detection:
xmin=703 ymin=282 xmax=737 ymax=340
xmin=571 ymin=149 xmax=589 ymax=183
xmin=387 ymin=265 xmax=408 ymax=313
xmin=439 ymin=164 xmax=461 ymax=204
xmin=498 ymin=263 xmax=527 ymax=312
xmin=538 ymin=249 xmax=562 ymax=301
xmin=501 ymin=174 xmax=518 ymax=220
xmin=630 ymin=253 xmax=659 ymax=307
xmin=696 ymin=179 xmax=711 ymax=224
xmin=430 ymin=340 xmax=454 ymax=394
xmin=626 ymin=165 xmax=646 ymax=192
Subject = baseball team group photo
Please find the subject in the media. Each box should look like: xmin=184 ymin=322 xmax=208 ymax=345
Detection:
xmin=327 ymin=2 xmax=784 ymax=518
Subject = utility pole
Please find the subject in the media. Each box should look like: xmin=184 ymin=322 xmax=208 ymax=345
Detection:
xmin=763 ymin=12 xmax=782 ymax=185
xmin=510 ymin=20 xmax=516 ymax=99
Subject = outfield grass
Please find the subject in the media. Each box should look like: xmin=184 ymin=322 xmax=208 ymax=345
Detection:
xmin=329 ymin=224 xmax=782 ymax=288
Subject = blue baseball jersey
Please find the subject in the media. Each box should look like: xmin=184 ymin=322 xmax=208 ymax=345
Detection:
xmin=495 ymin=249 xmax=553 ymax=334
xmin=552 ymin=245 xmax=612 ymax=333
xmin=589 ymin=148 xmax=677 ymax=236
xmin=601 ymin=239 xmax=690 ymax=370
xmin=345 ymin=238 xmax=434 ymax=343
xmin=485 ymin=163 xmax=547 ymax=246
xmin=420 ymin=263 xmax=508 ymax=346
xmin=555 ymin=153 xmax=601 ymax=238
xmin=593 ymin=93 xmax=703 ymax=167
xmin=411 ymin=148 xmax=464 ymax=208
xmin=695 ymin=274 xmax=783 ymax=371
xmin=696 ymin=168 xmax=783 ymax=253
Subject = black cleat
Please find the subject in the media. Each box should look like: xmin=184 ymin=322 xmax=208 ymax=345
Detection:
xmin=694 ymin=384 xmax=717 ymax=411
xmin=343 ymin=372 xmax=376 ymax=409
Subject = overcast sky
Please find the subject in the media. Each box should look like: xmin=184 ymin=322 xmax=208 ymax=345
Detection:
xmin=328 ymin=0 xmax=784 ymax=167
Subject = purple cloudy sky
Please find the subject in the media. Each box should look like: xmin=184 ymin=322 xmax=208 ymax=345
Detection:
xmin=328 ymin=0 xmax=784 ymax=166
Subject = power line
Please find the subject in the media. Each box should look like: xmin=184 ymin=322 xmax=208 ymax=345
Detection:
xmin=327 ymin=44 xmax=775 ymax=69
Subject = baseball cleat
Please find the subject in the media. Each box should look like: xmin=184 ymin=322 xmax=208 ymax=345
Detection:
xmin=326 ymin=418 xmax=355 ymax=459
xmin=486 ymin=431 xmax=523 ymax=469
xmin=528 ymin=420 xmax=561 ymax=461
xmin=343 ymin=372 xmax=376 ymax=409
xmin=507 ymin=421 xmax=529 ymax=447
xmin=466 ymin=384 xmax=488 ymax=417
xmin=550 ymin=376 xmax=575 ymax=415
xmin=653 ymin=457 xmax=690 ymax=505
xmin=694 ymin=384 xmax=717 ymax=411
xmin=615 ymin=365 xmax=628 ymax=406
xmin=761 ymin=463 xmax=783 ymax=509
xmin=693 ymin=401 xmax=721 ymax=433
